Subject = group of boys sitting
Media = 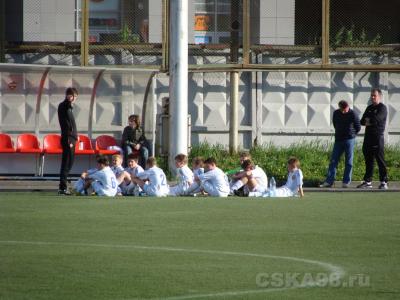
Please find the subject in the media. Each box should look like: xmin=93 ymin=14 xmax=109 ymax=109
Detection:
xmin=72 ymin=152 xmax=304 ymax=198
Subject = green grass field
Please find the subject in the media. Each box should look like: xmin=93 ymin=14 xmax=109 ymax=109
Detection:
xmin=1 ymin=192 xmax=399 ymax=300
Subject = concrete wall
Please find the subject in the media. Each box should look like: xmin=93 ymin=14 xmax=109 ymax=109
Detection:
xmin=1 ymin=65 xmax=399 ymax=175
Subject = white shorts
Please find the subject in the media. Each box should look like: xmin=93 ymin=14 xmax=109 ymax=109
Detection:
xmin=244 ymin=184 xmax=268 ymax=194
xmin=186 ymin=182 xmax=202 ymax=195
xmin=120 ymin=182 xmax=135 ymax=195
xmin=202 ymin=182 xmax=229 ymax=197
xmin=249 ymin=187 xmax=295 ymax=198
xmin=143 ymin=184 xmax=169 ymax=197
xmin=73 ymin=179 xmax=85 ymax=194
xmin=91 ymin=181 xmax=116 ymax=197
xmin=274 ymin=187 xmax=295 ymax=197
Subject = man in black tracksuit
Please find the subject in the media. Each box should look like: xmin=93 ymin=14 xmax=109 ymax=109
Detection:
xmin=58 ymin=87 xmax=78 ymax=195
xmin=357 ymin=88 xmax=388 ymax=189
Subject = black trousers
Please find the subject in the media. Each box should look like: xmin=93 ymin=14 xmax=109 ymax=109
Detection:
xmin=362 ymin=135 xmax=388 ymax=183
xmin=59 ymin=139 xmax=76 ymax=190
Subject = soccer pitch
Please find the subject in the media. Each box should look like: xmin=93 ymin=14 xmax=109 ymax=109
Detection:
xmin=1 ymin=192 xmax=399 ymax=300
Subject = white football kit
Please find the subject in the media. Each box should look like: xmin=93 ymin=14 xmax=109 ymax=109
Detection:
xmin=74 ymin=167 xmax=97 ymax=194
xmin=198 ymin=167 xmax=230 ymax=197
xmin=249 ymin=168 xmax=303 ymax=197
xmin=139 ymin=166 xmax=169 ymax=197
xmin=246 ymin=165 xmax=268 ymax=193
xmin=111 ymin=165 xmax=124 ymax=177
xmin=90 ymin=166 xmax=118 ymax=197
xmin=169 ymin=165 xmax=194 ymax=196
xmin=186 ymin=167 xmax=204 ymax=194
xmin=122 ymin=165 xmax=145 ymax=195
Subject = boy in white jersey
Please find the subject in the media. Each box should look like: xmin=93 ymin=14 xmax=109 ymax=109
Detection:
xmin=186 ymin=156 xmax=204 ymax=195
xmin=229 ymin=151 xmax=252 ymax=194
xmin=169 ymin=153 xmax=194 ymax=196
xmin=124 ymin=154 xmax=144 ymax=195
xmin=233 ymin=159 xmax=268 ymax=196
xmin=196 ymin=157 xmax=230 ymax=197
xmin=131 ymin=157 xmax=169 ymax=197
xmin=82 ymin=155 xmax=118 ymax=197
xmin=111 ymin=154 xmax=141 ymax=195
xmin=73 ymin=165 xmax=98 ymax=195
xmin=111 ymin=154 xmax=127 ymax=195
xmin=249 ymin=157 xmax=304 ymax=198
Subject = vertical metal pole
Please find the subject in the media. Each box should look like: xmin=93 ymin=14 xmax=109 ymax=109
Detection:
xmin=229 ymin=0 xmax=240 ymax=154
xmin=151 ymin=74 xmax=157 ymax=157
xmin=322 ymin=0 xmax=330 ymax=65
xmin=230 ymin=71 xmax=239 ymax=153
xmin=81 ymin=0 xmax=89 ymax=66
xmin=169 ymin=0 xmax=188 ymax=170
xmin=0 ymin=0 xmax=5 ymax=63
xmin=162 ymin=0 xmax=169 ymax=72
xmin=35 ymin=67 xmax=51 ymax=137
xmin=242 ymin=0 xmax=250 ymax=65
xmin=88 ymin=69 xmax=105 ymax=139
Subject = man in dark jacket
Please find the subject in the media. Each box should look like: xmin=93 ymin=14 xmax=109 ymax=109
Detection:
xmin=357 ymin=88 xmax=388 ymax=189
xmin=320 ymin=100 xmax=361 ymax=188
xmin=58 ymin=87 xmax=78 ymax=195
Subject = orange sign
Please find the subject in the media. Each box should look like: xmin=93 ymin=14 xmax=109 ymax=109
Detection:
xmin=195 ymin=15 xmax=211 ymax=31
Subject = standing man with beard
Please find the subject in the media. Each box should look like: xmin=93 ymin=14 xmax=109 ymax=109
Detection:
xmin=58 ymin=87 xmax=78 ymax=195
xmin=357 ymin=88 xmax=388 ymax=189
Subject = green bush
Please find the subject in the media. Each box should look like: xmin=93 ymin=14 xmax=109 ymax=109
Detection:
xmin=186 ymin=141 xmax=400 ymax=186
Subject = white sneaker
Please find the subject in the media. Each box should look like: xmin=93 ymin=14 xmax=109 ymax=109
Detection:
xmin=319 ymin=182 xmax=333 ymax=188
xmin=378 ymin=182 xmax=388 ymax=190
xmin=342 ymin=183 xmax=350 ymax=188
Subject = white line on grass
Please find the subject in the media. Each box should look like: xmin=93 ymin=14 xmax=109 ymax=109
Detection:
xmin=0 ymin=240 xmax=345 ymax=299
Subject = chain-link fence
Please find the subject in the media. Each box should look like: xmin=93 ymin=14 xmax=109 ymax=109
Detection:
xmin=88 ymin=0 xmax=162 ymax=66
xmin=249 ymin=0 xmax=322 ymax=65
xmin=329 ymin=0 xmax=400 ymax=64
xmin=3 ymin=0 xmax=81 ymax=65
xmin=1 ymin=0 xmax=399 ymax=68
xmin=190 ymin=0 xmax=242 ymax=64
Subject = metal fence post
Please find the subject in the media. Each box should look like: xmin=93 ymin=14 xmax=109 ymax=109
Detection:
xmin=322 ymin=0 xmax=330 ymax=65
xmin=81 ymin=0 xmax=89 ymax=66
xmin=0 ymin=0 xmax=5 ymax=63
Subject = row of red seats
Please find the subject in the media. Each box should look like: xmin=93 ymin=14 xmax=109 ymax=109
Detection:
xmin=0 ymin=133 xmax=121 ymax=155
xmin=0 ymin=133 xmax=122 ymax=176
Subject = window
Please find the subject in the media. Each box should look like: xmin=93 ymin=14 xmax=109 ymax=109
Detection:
xmin=194 ymin=0 xmax=241 ymax=44
xmin=88 ymin=0 xmax=121 ymax=42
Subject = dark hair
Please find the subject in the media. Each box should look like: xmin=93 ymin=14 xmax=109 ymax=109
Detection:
xmin=65 ymin=87 xmax=78 ymax=96
xmin=96 ymin=155 xmax=109 ymax=166
xmin=204 ymin=157 xmax=217 ymax=165
xmin=128 ymin=114 xmax=141 ymax=127
xmin=175 ymin=153 xmax=188 ymax=164
xmin=338 ymin=100 xmax=349 ymax=109
xmin=127 ymin=153 xmax=139 ymax=161
xmin=241 ymin=159 xmax=254 ymax=170
xmin=371 ymin=88 xmax=382 ymax=95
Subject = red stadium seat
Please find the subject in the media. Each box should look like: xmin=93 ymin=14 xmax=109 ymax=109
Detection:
xmin=16 ymin=134 xmax=42 ymax=153
xmin=43 ymin=134 xmax=62 ymax=154
xmin=0 ymin=133 xmax=16 ymax=153
xmin=41 ymin=134 xmax=63 ymax=176
xmin=95 ymin=135 xmax=121 ymax=155
xmin=15 ymin=133 xmax=42 ymax=176
xmin=75 ymin=134 xmax=96 ymax=155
